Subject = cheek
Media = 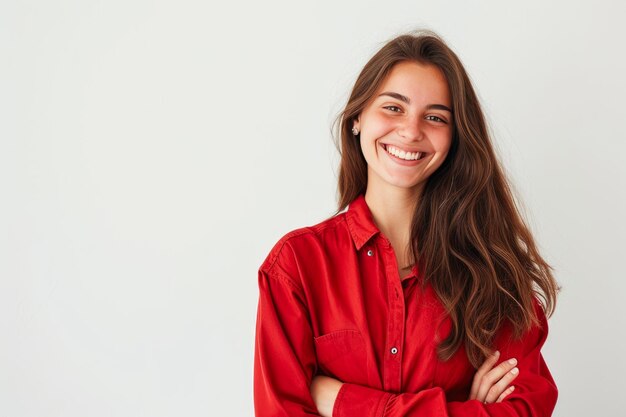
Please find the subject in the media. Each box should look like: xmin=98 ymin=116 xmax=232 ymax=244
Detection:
xmin=364 ymin=115 xmax=395 ymax=136
xmin=433 ymin=131 xmax=453 ymax=152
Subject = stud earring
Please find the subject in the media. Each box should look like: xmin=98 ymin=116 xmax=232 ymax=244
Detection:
xmin=352 ymin=127 xmax=359 ymax=136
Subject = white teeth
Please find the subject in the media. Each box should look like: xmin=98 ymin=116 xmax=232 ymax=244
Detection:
xmin=384 ymin=144 xmax=422 ymax=161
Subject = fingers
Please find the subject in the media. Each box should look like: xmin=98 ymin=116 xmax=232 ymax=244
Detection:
xmin=484 ymin=364 xmax=519 ymax=403
xmin=475 ymin=357 xmax=520 ymax=403
xmin=496 ymin=385 xmax=515 ymax=403
xmin=469 ymin=350 xmax=500 ymax=399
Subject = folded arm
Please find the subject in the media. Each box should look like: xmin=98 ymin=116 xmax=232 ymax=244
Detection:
xmin=331 ymin=300 xmax=558 ymax=417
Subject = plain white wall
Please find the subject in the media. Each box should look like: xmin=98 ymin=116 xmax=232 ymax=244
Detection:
xmin=2 ymin=0 xmax=625 ymax=416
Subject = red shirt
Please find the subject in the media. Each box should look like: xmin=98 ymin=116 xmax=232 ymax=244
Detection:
xmin=253 ymin=193 xmax=558 ymax=417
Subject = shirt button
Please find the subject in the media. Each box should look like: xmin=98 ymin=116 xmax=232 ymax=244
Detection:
xmin=367 ymin=249 xmax=373 ymax=256
xmin=390 ymin=347 xmax=398 ymax=354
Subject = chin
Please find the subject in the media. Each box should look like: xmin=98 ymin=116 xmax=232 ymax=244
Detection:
xmin=387 ymin=180 xmax=424 ymax=190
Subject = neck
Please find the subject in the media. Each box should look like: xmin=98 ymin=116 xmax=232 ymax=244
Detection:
xmin=364 ymin=182 xmax=422 ymax=265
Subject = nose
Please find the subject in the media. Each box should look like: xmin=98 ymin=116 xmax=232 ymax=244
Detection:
xmin=397 ymin=115 xmax=424 ymax=141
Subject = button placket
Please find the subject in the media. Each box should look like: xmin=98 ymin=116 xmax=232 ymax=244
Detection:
xmin=364 ymin=236 xmax=405 ymax=391
xmin=379 ymin=238 xmax=405 ymax=392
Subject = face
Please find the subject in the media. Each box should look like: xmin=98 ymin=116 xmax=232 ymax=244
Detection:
xmin=353 ymin=60 xmax=453 ymax=195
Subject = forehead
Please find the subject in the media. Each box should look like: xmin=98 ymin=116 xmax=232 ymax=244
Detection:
xmin=377 ymin=61 xmax=450 ymax=104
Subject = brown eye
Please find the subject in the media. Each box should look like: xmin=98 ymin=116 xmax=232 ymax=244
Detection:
xmin=426 ymin=115 xmax=446 ymax=123
xmin=383 ymin=105 xmax=402 ymax=113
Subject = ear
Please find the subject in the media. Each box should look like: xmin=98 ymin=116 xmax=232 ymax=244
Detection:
xmin=353 ymin=115 xmax=360 ymax=130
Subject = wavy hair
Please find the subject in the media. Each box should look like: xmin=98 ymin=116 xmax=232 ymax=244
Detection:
xmin=330 ymin=29 xmax=561 ymax=369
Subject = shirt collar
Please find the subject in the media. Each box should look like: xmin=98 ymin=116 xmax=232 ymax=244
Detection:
xmin=345 ymin=193 xmax=380 ymax=250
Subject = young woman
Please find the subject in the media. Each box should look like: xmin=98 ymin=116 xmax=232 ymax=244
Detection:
xmin=253 ymin=29 xmax=560 ymax=417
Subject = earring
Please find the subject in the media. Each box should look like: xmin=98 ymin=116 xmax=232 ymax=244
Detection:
xmin=352 ymin=127 xmax=359 ymax=136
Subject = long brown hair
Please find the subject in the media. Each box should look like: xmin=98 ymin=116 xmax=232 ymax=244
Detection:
xmin=330 ymin=29 xmax=561 ymax=369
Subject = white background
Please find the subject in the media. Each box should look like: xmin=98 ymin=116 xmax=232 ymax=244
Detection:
xmin=2 ymin=1 xmax=625 ymax=416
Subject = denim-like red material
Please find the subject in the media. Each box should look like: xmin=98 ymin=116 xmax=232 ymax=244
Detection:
xmin=254 ymin=193 xmax=558 ymax=417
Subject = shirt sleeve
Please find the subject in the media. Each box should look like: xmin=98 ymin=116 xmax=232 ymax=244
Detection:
xmin=332 ymin=299 xmax=558 ymax=417
xmin=253 ymin=266 xmax=320 ymax=416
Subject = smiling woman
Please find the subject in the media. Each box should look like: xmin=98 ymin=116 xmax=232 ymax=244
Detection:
xmin=253 ymin=29 xmax=560 ymax=417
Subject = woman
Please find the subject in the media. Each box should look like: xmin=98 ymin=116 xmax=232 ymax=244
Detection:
xmin=253 ymin=29 xmax=560 ymax=417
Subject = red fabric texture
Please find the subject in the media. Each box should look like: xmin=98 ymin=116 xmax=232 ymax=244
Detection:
xmin=254 ymin=193 xmax=558 ymax=416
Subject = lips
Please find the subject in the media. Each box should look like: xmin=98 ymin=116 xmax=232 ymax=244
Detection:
xmin=382 ymin=143 xmax=427 ymax=160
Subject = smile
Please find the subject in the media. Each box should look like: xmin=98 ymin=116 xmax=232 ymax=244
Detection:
xmin=382 ymin=144 xmax=427 ymax=161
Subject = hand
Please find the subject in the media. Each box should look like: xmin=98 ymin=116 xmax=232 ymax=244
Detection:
xmin=310 ymin=375 xmax=344 ymax=417
xmin=468 ymin=350 xmax=519 ymax=404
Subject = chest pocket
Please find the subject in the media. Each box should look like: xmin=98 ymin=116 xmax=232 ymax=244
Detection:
xmin=313 ymin=329 xmax=369 ymax=385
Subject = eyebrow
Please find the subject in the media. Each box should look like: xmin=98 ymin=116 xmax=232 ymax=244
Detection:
xmin=377 ymin=91 xmax=453 ymax=113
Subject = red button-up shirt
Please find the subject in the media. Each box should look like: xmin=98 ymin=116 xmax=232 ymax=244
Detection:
xmin=253 ymin=193 xmax=558 ymax=417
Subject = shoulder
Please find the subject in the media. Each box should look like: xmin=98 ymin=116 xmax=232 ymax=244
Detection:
xmin=495 ymin=296 xmax=551 ymax=353
xmin=258 ymin=211 xmax=348 ymax=283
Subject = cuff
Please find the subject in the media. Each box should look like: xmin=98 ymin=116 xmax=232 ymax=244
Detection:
xmin=333 ymin=382 xmax=393 ymax=417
